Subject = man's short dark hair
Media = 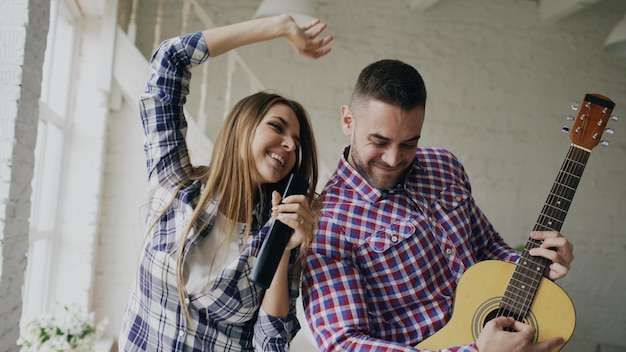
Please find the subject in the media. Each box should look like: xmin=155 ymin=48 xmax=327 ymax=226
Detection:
xmin=351 ymin=59 xmax=427 ymax=111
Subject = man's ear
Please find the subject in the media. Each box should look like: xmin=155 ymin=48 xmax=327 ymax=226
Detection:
xmin=341 ymin=105 xmax=353 ymax=136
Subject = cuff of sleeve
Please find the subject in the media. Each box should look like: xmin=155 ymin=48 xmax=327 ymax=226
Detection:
xmin=255 ymin=306 xmax=300 ymax=339
xmin=253 ymin=306 xmax=301 ymax=351
xmin=180 ymin=31 xmax=210 ymax=67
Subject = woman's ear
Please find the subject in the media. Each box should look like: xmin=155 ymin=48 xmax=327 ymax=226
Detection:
xmin=340 ymin=105 xmax=353 ymax=136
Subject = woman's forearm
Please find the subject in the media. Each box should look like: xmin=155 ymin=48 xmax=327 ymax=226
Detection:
xmin=202 ymin=15 xmax=293 ymax=58
xmin=260 ymin=250 xmax=292 ymax=317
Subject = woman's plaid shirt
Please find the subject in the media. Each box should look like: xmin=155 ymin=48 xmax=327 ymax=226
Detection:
xmin=118 ymin=32 xmax=300 ymax=351
xmin=303 ymin=147 xmax=519 ymax=351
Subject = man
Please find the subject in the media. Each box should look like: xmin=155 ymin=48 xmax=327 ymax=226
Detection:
xmin=302 ymin=59 xmax=574 ymax=351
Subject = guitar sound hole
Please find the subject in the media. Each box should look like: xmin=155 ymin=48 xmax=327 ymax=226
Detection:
xmin=483 ymin=309 xmax=519 ymax=332
xmin=471 ymin=298 xmax=539 ymax=342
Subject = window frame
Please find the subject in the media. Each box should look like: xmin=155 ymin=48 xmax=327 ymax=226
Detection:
xmin=22 ymin=0 xmax=81 ymax=321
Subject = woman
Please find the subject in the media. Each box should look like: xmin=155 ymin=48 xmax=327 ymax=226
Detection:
xmin=119 ymin=15 xmax=332 ymax=351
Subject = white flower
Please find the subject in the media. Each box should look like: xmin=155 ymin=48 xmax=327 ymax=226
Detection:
xmin=17 ymin=302 xmax=108 ymax=352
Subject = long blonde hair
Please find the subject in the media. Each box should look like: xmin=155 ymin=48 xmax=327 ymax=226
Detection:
xmin=175 ymin=91 xmax=319 ymax=323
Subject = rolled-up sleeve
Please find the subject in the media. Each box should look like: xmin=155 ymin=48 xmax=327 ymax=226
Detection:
xmin=253 ymin=251 xmax=301 ymax=351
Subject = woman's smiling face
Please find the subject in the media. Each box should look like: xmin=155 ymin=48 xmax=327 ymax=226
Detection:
xmin=251 ymin=103 xmax=301 ymax=186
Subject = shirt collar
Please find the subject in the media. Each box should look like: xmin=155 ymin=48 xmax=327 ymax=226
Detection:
xmin=337 ymin=146 xmax=422 ymax=203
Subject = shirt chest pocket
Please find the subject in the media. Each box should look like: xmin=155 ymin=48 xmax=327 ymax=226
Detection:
xmin=368 ymin=220 xmax=416 ymax=253
xmin=435 ymin=184 xmax=470 ymax=210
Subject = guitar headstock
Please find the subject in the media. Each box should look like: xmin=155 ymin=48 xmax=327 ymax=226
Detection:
xmin=569 ymin=94 xmax=617 ymax=150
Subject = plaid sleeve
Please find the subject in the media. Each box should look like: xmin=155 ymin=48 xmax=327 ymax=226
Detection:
xmin=450 ymin=154 xmax=519 ymax=264
xmin=253 ymin=249 xmax=301 ymax=351
xmin=139 ymin=31 xmax=210 ymax=189
xmin=470 ymin=195 xmax=520 ymax=263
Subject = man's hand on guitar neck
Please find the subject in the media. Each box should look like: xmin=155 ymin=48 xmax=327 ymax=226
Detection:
xmin=476 ymin=317 xmax=565 ymax=352
xmin=528 ymin=231 xmax=574 ymax=280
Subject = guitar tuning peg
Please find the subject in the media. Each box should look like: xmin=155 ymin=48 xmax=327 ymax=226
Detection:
xmin=566 ymin=115 xmax=575 ymax=121
xmin=611 ymin=115 xmax=619 ymax=122
xmin=601 ymin=140 xmax=610 ymax=147
xmin=562 ymin=126 xmax=571 ymax=133
xmin=571 ymin=102 xmax=580 ymax=111
xmin=605 ymin=127 xmax=615 ymax=135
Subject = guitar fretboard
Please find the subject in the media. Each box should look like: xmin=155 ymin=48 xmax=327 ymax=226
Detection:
xmin=499 ymin=145 xmax=590 ymax=319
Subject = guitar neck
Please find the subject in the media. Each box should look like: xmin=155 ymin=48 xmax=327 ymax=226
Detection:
xmin=532 ymin=145 xmax=590 ymax=236
xmin=500 ymin=144 xmax=590 ymax=318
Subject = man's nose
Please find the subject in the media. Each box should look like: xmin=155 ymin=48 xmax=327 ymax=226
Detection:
xmin=381 ymin=147 xmax=402 ymax=168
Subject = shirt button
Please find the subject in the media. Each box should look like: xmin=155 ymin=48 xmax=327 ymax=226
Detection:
xmin=445 ymin=248 xmax=452 ymax=255
xmin=456 ymin=196 xmax=462 ymax=202
xmin=390 ymin=235 xmax=398 ymax=243
xmin=179 ymin=330 xmax=185 ymax=337
xmin=185 ymin=298 xmax=190 ymax=305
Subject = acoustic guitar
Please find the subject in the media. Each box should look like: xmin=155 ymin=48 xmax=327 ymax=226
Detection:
xmin=416 ymin=93 xmax=617 ymax=351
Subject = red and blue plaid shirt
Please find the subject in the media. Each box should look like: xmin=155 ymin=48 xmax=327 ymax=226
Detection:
xmin=118 ymin=32 xmax=300 ymax=352
xmin=303 ymin=147 xmax=519 ymax=351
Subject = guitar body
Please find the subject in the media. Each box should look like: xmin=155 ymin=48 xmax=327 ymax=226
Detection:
xmin=417 ymin=260 xmax=575 ymax=351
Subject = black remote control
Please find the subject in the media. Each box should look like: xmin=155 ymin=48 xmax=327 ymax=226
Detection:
xmin=249 ymin=173 xmax=309 ymax=289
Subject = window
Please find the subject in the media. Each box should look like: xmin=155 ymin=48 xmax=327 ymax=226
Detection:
xmin=22 ymin=0 xmax=78 ymax=321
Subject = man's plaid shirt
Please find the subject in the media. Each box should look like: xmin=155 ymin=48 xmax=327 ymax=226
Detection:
xmin=303 ymin=147 xmax=519 ymax=351
xmin=118 ymin=32 xmax=300 ymax=351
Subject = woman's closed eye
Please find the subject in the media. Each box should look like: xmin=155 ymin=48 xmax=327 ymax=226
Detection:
xmin=269 ymin=121 xmax=284 ymax=133
xmin=270 ymin=121 xmax=301 ymax=148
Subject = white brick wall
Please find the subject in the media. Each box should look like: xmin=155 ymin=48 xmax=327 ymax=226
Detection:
xmin=229 ymin=2 xmax=626 ymax=348
xmin=3 ymin=0 xmax=624 ymax=351
xmin=0 ymin=0 xmax=49 ymax=349
xmin=100 ymin=0 xmax=626 ymax=350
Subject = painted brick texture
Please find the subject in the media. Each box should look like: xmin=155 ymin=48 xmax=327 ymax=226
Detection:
xmin=0 ymin=0 xmax=49 ymax=350
xmin=16 ymin=0 xmax=625 ymax=351
xmin=101 ymin=0 xmax=626 ymax=350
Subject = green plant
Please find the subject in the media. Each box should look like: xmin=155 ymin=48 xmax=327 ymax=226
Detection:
xmin=17 ymin=303 xmax=107 ymax=352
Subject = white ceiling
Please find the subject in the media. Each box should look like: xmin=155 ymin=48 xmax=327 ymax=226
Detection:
xmin=410 ymin=0 xmax=606 ymax=22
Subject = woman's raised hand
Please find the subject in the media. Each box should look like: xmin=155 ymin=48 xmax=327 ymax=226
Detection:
xmin=282 ymin=15 xmax=333 ymax=59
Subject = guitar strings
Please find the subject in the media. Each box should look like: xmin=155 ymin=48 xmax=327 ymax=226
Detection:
xmin=498 ymin=148 xmax=572 ymax=320
xmin=495 ymin=145 xmax=589 ymax=325
xmin=493 ymin=102 xmax=604 ymax=330
xmin=512 ymin=147 xmax=584 ymax=320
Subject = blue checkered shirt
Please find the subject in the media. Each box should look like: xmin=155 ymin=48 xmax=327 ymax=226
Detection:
xmin=119 ymin=32 xmax=300 ymax=351
xmin=303 ymin=147 xmax=519 ymax=351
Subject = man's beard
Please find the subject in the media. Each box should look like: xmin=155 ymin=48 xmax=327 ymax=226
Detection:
xmin=349 ymin=147 xmax=406 ymax=190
